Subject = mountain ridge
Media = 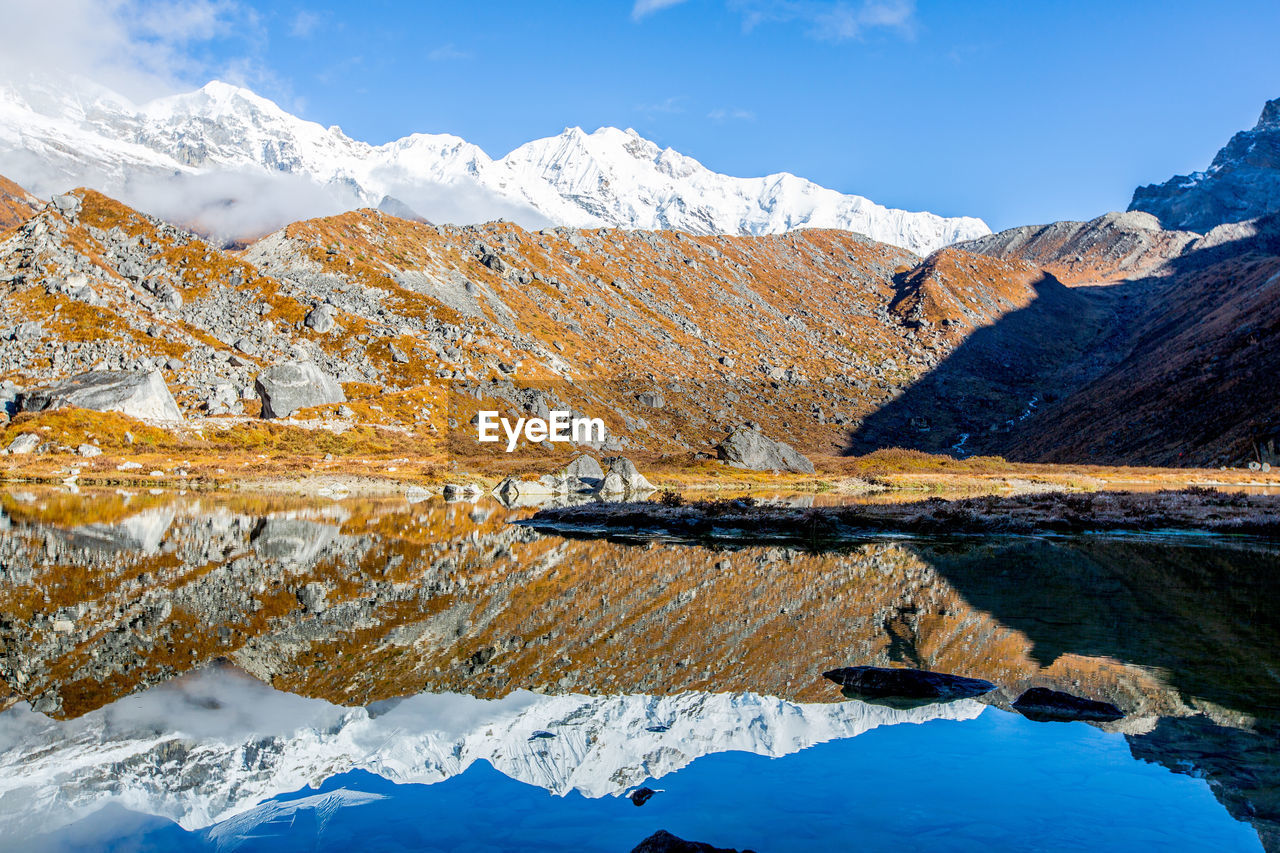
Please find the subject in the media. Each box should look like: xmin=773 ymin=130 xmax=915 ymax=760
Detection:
xmin=0 ymin=75 xmax=989 ymax=252
xmin=1129 ymin=98 xmax=1280 ymax=231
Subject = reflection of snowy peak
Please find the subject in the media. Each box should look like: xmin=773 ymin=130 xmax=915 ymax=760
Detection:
xmin=0 ymin=667 xmax=984 ymax=841
xmin=0 ymin=76 xmax=989 ymax=252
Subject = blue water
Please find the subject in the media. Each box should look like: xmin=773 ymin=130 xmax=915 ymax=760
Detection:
xmin=29 ymin=708 xmax=1259 ymax=853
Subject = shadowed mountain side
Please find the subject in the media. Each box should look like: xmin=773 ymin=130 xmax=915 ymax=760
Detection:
xmin=849 ymin=216 xmax=1280 ymax=465
xmin=845 ymin=255 xmax=1112 ymax=458
xmin=999 ymin=218 xmax=1280 ymax=466
xmin=911 ymin=537 xmax=1280 ymax=720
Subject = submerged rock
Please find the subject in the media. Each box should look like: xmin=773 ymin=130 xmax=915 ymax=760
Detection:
xmin=628 ymin=786 xmax=658 ymax=807
xmin=254 ymin=360 xmax=345 ymax=419
xmin=18 ymin=370 xmax=183 ymax=422
xmin=716 ymin=425 xmax=814 ymax=474
xmin=630 ymin=830 xmax=753 ymax=853
xmin=1012 ymin=687 xmax=1124 ymax=723
xmin=823 ymin=665 xmax=996 ymax=708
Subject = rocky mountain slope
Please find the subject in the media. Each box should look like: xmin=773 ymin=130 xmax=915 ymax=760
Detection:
xmin=1130 ymin=98 xmax=1280 ymax=232
xmin=955 ymin=210 xmax=1200 ymax=284
xmin=938 ymin=208 xmax=1280 ymax=466
xmin=0 ymin=176 xmax=1045 ymax=465
xmin=0 ymin=174 xmax=38 ymax=232
xmin=3 ymin=131 xmax=1280 ymax=469
xmin=0 ymin=76 xmax=989 ymax=252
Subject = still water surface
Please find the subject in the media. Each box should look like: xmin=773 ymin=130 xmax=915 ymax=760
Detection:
xmin=0 ymin=488 xmax=1275 ymax=851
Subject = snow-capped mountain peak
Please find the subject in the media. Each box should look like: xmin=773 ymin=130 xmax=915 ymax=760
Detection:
xmin=0 ymin=75 xmax=990 ymax=251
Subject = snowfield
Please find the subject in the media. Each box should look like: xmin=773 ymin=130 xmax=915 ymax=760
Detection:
xmin=0 ymin=76 xmax=989 ymax=252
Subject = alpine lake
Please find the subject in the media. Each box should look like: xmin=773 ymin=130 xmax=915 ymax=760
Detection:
xmin=0 ymin=485 xmax=1276 ymax=852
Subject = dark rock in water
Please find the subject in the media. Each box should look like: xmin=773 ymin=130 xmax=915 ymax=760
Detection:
xmin=628 ymin=786 xmax=657 ymax=806
xmin=630 ymin=830 xmax=755 ymax=853
xmin=823 ymin=665 xmax=996 ymax=709
xmin=1012 ymin=687 xmax=1124 ymax=723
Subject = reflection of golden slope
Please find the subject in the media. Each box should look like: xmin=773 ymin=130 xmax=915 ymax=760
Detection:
xmin=0 ymin=490 xmax=1201 ymax=724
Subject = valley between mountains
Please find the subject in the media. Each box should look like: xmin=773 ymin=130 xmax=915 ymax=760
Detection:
xmin=1 ymin=97 xmax=1280 ymax=492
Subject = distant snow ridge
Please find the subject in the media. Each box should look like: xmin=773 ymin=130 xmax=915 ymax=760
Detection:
xmin=0 ymin=667 xmax=985 ymax=842
xmin=0 ymin=76 xmax=989 ymax=252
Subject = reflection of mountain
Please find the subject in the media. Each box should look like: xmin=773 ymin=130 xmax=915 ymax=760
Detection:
xmin=1128 ymin=715 xmax=1280 ymax=852
xmin=0 ymin=665 xmax=982 ymax=841
xmin=2 ymin=489 xmax=1279 ymax=848
xmin=912 ymin=537 xmax=1280 ymax=719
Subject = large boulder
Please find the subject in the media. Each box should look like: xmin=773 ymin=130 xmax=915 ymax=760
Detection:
xmin=562 ymin=454 xmax=605 ymax=491
xmin=304 ymin=303 xmax=338 ymax=333
xmin=599 ymin=456 xmax=655 ymax=494
xmin=254 ymin=361 xmax=345 ymax=419
xmin=17 ymin=370 xmax=183 ymax=421
xmin=716 ymin=425 xmax=814 ymax=474
xmin=251 ymin=518 xmax=340 ymax=566
xmin=6 ymin=433 xmax=39 ymax=454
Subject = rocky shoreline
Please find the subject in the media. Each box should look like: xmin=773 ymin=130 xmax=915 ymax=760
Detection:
xmin=525 ymin=488 xmax=1280 ymax=541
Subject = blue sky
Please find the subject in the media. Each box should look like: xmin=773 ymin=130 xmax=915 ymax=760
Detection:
xmin=59 ymin=1 xmax=1280 ymax=230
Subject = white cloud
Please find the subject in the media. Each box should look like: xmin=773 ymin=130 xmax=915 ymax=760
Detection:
xmin=636 ymin=96 xmax=686 ymax=116
xmin=289 ymin=10 xmax=321 ymax=38
xmin=0 ymin=0 xmax=259 ymax=101
xmin=709 ymin=107 xmax=756 ymax=121
xmin=632 ymin=0 xmax=690 ymax=20
xmin=427 ymin=43 xmax=471 ymax=61
xmin=731 ymin=0 xmax=917 ymax=41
